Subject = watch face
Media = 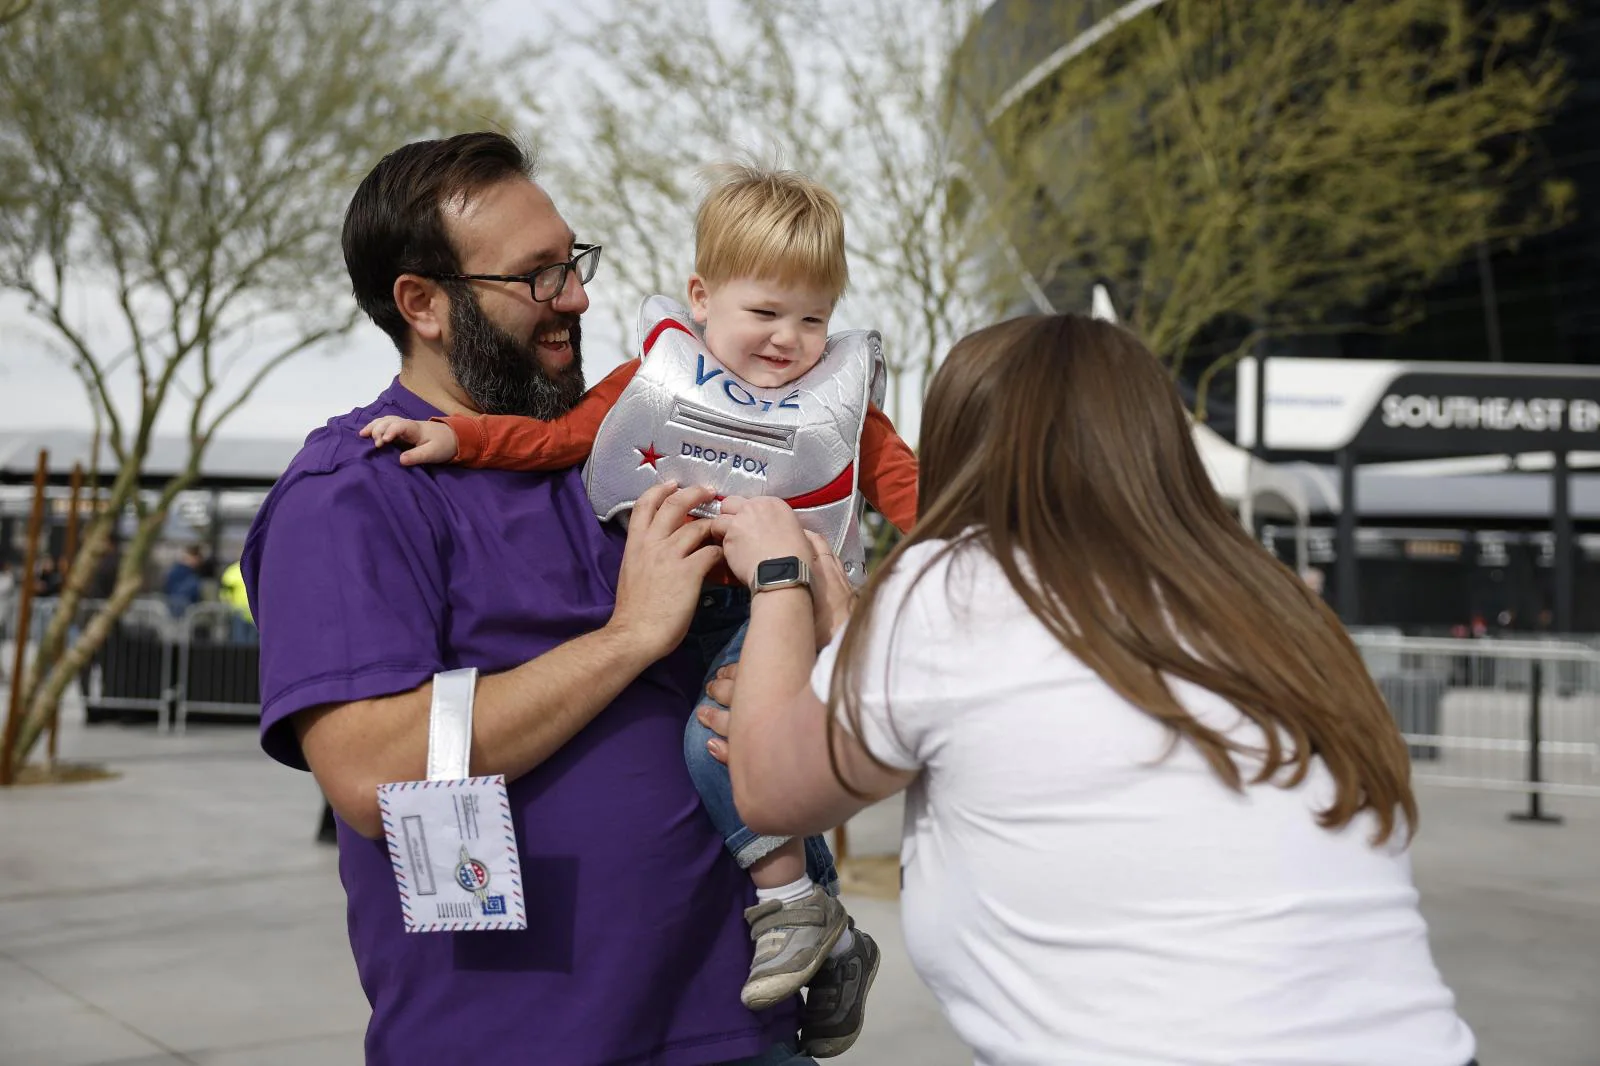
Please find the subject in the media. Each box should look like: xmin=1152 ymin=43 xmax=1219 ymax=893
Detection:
xmin=756 ymin=557 xmax=802 ymax=585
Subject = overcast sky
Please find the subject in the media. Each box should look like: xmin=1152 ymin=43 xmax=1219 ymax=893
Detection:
xmin=0 ymin=0 xmax=682 ymax=444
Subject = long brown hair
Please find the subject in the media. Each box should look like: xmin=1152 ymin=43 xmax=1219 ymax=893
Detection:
xmin=829 ymin=314 xmax=1416 ymax=843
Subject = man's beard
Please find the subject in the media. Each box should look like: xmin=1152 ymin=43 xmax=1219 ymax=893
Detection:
xmin=445 ymin=287 xmax=586 ymax=419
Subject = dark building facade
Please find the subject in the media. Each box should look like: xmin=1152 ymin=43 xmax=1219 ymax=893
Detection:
xmin=951 ymin=0 xmax=1600 ymax=424
xmin=948 ymin=1 xmax=1600 ymax=632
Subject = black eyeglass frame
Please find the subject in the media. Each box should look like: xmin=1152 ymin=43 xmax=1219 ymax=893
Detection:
xmin=419 ymin=243 xmax=602 ymax=303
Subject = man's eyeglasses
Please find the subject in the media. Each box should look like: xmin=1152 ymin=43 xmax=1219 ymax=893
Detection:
xmin=421 ymin=244 xmax=602 ymax=303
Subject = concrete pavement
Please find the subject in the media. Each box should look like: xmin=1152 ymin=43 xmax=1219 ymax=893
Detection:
xmin=1 ymin=706 xmax=1596 ymax=1065
xmin=0 ymin=711 xmax=966 ymax=1066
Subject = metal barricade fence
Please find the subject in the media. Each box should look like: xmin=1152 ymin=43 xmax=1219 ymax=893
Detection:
xmin=1349 ymin=634 xmax=1600 ymax=809
xmin=70 ymin=597 xmax=178 ymax=731
xmin=10 ymin=598 xmax=1600 ymax=800
xmin=175 ymin=603 xmax=259 ymax=733
xmin=5 ymin=596 xmax=259 ymax=733
xmin=3 ymin=595 xmax=177 ymax=728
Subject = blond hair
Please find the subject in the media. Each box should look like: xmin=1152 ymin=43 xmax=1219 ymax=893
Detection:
xmin=694 ymin=164 xmax=848 ymax=299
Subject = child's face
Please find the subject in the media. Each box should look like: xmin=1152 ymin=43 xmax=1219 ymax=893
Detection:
xmin=687 ymin=275 xmax=834 ymax=389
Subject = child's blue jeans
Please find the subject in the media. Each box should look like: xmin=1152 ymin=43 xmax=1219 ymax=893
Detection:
xmin=683 ymin=586 xmax=839 ymax=897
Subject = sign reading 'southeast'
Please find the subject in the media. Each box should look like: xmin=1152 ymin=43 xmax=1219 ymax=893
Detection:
xmin=1381 ymin=394 xmax=1600 ymax=433
xmin=1236 ymin=357 xmax=1600 ymax=457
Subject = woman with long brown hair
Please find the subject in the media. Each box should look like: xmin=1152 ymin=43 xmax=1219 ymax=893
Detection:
xmin=708 ymin=314 xmax=1475 ymax=1065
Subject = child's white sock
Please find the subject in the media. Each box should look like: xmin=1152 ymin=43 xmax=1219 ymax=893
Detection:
xmin=755 ymin=874 xmax=814 ymax=905
xmin=828 ymin=927 xmax=856 ymax=959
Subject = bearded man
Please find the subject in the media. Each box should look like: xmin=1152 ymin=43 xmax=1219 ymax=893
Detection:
xmin=241 ymin=133 xmax=816 ymax=1066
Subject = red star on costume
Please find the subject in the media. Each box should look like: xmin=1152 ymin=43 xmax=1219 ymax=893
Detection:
xmin=636 ymin=443 xmax=665 ymax=469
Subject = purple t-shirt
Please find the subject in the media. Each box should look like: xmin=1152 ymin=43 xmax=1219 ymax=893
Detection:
xmin=242 ymin=379 xmax=797 ymax=1065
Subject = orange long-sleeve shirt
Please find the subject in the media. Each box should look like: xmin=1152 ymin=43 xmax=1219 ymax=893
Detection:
xmin=440 ymin=359 xmax=919 ymax=533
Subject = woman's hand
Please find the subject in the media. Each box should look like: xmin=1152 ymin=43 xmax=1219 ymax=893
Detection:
xmin=711 ymin=497 xmax=856 ymax=647
xmin=711 ymin=495 xmax=811 ymax=586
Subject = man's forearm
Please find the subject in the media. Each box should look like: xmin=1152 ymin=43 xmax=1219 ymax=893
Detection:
xmin=299 ymin=621 xmax=661 ymax=838
xmin=473 ymin=621 xmax=662 ymax=775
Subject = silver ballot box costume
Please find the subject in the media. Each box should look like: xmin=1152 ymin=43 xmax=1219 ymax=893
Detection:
xmin=584 ymin=295 xmax=887 ymax=584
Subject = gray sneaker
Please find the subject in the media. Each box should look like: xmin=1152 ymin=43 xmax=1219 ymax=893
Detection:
xmin=740 ymin=886 xmax=848 ymax=1010
xmin=800 ymin=921 xmax=881 ymax=1058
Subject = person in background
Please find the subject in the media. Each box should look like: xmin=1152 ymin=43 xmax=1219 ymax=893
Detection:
xmin=0 ymin=558 xmax=16 ymax=648
xmin=163 ymin=545 xmax=204 ymax=618
xmin=218 ymin=560 xmax=256 ymax=642
xmin=88 ymin=533 xmax=122 ymax=601
xmin=33 ymin=555 xmax=63 ymax=599
xmin=1299 ymin=565 xmax=1326 ymax=599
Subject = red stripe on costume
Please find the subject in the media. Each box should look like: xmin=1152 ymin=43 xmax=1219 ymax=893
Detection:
xmin=642 ymin=318 xmax=695 ymax=356
xmin=783 ymin=464 xmax=855 ymax=510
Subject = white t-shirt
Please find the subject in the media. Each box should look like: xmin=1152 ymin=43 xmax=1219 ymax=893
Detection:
xmin=812 ymin=540 xmax=1474 ymax=1066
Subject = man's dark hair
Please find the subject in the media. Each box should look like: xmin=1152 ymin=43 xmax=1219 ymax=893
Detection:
xmin=342 ymin=132 xmax=535 ymax=354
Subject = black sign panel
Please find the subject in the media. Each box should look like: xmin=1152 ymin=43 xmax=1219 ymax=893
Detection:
xmin=1353 ymin=371 xmax=1600 ymax=457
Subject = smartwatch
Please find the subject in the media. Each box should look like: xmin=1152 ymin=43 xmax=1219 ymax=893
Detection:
xmin=751 ymin=555 xmax=812 ymax=594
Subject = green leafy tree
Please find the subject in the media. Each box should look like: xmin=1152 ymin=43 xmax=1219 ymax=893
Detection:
xmin=0 ymin=0 xmax=520 ymax=777
xmin=955 ymin=0 xmax=1575 ymax=412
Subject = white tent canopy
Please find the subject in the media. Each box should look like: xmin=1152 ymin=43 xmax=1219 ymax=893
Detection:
xmin=1192 ymin=422 xmax=1310 ymax=570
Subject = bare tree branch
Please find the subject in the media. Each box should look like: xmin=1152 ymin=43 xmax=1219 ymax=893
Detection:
xmin=0 ymin=0 xmax=529 ymax=776
xmin=0 ymin=0 xmax=31 ymax=28
xmin=540 ymin=0 xmax=994 ymax=426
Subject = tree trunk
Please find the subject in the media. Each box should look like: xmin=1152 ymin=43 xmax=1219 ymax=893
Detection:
xmin=12 ymin=567 xmax=151 ymax=763
xmin=16 ymin=464 xmax=140 ymax=715
xmin=8 ymin=487 xmax=174 ymax=775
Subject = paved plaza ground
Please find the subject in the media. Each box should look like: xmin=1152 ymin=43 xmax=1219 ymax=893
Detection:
xmin=1 ymin=701 xmax=1596 ymax=1065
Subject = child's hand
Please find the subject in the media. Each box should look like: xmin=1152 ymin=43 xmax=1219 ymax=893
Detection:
xmin=359 ymin=416 xmax=460 ymax=466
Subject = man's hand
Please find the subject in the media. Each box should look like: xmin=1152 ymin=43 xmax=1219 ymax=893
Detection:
xmin=360 ymin=416 xmax=460 ymax=465
xmin=608 ymin=481 xmax=724 ymax=662
xmin=698 ymin=663 xmax=735 ymax=766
